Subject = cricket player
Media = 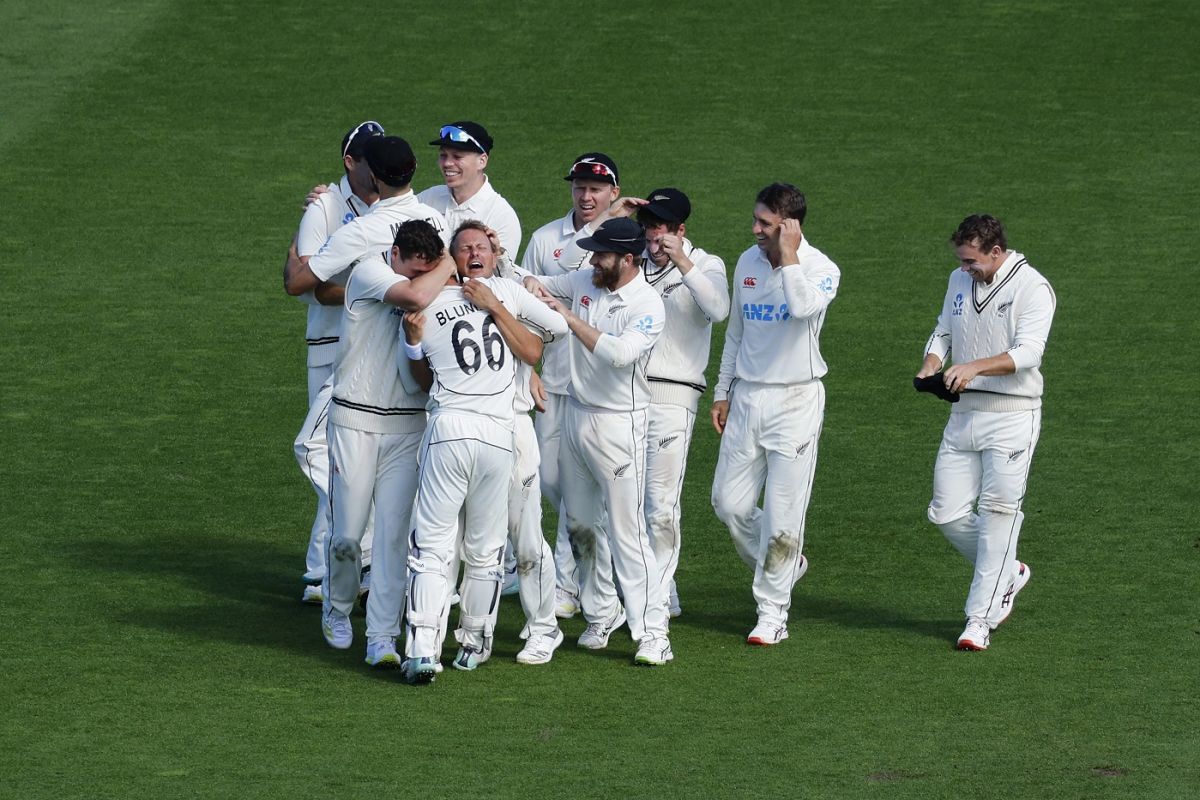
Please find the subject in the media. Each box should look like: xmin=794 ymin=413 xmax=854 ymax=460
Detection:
xmin=520 ymin=152 xmax=622 ymax=618
xmin=289 ymin=120 xmax=382 ymax=603
xmin=417 ymin=121 xmax=522 ymax=255
xmin=711 ymin=182 xmax=839 ymax=646
xmin=319 ymin=220 xmax=455 ymax=668
xmin=399 ymin=223 xmax=568 ymax=684
xmin=523 ymin=217 xmax=673 ymax=666
xmin=916 ymin=214 xmax=1055 ymax=651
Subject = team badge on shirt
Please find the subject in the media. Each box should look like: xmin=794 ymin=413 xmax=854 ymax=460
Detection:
xmin=743 ymin=277 xmax=757 ymax=288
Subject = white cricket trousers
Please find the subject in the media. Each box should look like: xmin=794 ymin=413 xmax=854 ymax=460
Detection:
xmin=324 ymin=422 xmax=420 ymax=640
xmin=712 ymin=381 xmax=824 ymax=625
xmin=644 ymin=402 xmax=697 ymax=615
xmin=405 ymin=414 xmax=514 ymax=658
xmin=560 ymin=402 xmax=667 ymax=644
xmin=295 ymin=374 xmax=373 ymax=582
xmin=535 ymin=391 xmax=589 ymax=599
xmin=510 ymin=414 xmax=558 ymax=638
xmin=928 ymin=408 xmax=1041 ymax=626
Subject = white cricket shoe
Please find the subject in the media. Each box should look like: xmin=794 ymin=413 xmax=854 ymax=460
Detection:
xmin=301 ymin=584 xmax=324 ymax=605
xmin=577 ymin=609 xmax=626 ymax=650
xmin=402 ymin=656 xmax=438 ymax=685
xmin=516 ymin=629 xmax=565 ymax=665
xmin=634 ymin=636 xmax=673 ymax=666
xmin=747 ymin=620 xmax=789 ymax=646
xmin=554 ymin=588 xmax=581 ymax=619
xmin=452 ymin=643 xmax=492 ymax=672
xmin=322 ymin=609 xmax=353 ymax=650
xmin=994 ymin=562 xmax=1031 ymax=626
xmin=957 ymin=618 xmax=991 ymax=651
xmin=364 ymin=637 xmax=401 ymax=668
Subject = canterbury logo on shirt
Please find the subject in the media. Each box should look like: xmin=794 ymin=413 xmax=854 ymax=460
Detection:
xmin=742 ymin=303 xmax=791 ymax=322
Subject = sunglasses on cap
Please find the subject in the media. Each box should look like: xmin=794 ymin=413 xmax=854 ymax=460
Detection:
xmin=343 ymin=121 xmax=384 ymax=159
xmin=570 ymin=159 xmax=616 ymax=180
xmin=439 ymin=125 xmax=485 ymax=152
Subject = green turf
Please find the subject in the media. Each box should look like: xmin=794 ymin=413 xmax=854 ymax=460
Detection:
xmin=2 ymin=0 xmax=1197 ymax=797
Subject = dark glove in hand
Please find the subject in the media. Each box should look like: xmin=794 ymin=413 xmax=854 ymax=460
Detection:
xmin=913 ymin=373 xmax=960 ymax=403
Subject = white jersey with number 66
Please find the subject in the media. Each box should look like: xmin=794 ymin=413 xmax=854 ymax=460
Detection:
xmin=420 ymin=278 xmax=566 ymax=428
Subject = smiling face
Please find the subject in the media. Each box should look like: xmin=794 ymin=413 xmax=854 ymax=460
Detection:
xmin=956 ymin=241 xmax=1006 ymax=283
xmin=751 ymin=202 xmax=784 ymax=254
xmin=452 ymin=227 xmax=497 ymax=280
xmin=589 ymin=251 xmax=629 ymax=290
xmin=438 ymin=146 xmax=488 ymax=196
xmin=572 ymin=178 xmax=620 ymax=226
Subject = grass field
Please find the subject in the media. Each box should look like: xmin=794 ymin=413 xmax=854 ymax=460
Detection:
xmin=3 ymin=1 xmax=1198 ymax=798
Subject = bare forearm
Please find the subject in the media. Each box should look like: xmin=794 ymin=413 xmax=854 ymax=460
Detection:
xmin=564 ymin=309 xmax=602 ymax=352
xmin=489 ymin=304 xmax=544 ymax=365
xmin=314 ymin=282 xmax=345 ymax=306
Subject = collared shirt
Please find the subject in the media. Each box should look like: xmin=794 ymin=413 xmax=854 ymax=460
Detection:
xmin=641 ymin=239 xmax=730 ymax=407
xmin=329 ymin=257 xmax=427 ymax=435
xmin=924 ymin=250 xmax=1055 ymax=406
xmin=715 ymin=237 xmax=840 ymax=401
xmin=294 ymin=176 xmax=371 ymax=367
xmin=520 ymin=211 xmax=583 ymax=393
xmin=418 ymin=176 xmax=522 ymax=255
xmin=539 ymin=269 xmax=665 ymax=412
xmin=309 ymin=192 xmax=449 ymax=283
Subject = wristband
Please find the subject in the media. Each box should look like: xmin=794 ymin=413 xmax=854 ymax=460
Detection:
xmin=403 ymin=340 xmax=425 ymax=360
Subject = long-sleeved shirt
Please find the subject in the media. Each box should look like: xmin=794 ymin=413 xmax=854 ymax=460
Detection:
xmin=924 ymin=250 xmax=1056 ymax=412
xmin=294 ymin=176 xmax=371 ymax=367
xmin=520 ymin=211 xmax=581 ymax=394
xmin=538 ymin=268 xmax=665 ymax=413
xmin=417 ymin=176 xmax=522 ymax=255
xmin=715 ymin=238 xmax=840 ymax=401
xmin=642 ymin=240 xmax=730 ymax=410
xmin=309 ymin=192 xmax=449 ymax=282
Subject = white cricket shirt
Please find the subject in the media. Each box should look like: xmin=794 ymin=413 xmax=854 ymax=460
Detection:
xmin=419 ymin=277 xmax=567 ymax=428
xmin=295 ymin=176 xmax=371 ymax=368
xmin=520 ymin=211 xmax=581 ymax=394
xmin=539 ymin=269 xmax=665 ymax=413
xmin=329 ymin=256 xmax=427 ymax=434
xmin=924 ymin=250 xmax=1056 ymax=412
xmin=417 ymin=176 xmax=522 ymax=255
xmin=641 ymin=240 xmax=730 ymax=410
xmin=309 ymin=192 xmax=449 ymax=283
xmin=714 ymin=237 xmax=840 ymax=401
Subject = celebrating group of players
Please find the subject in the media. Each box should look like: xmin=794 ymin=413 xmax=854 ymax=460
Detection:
xmin=281 ymin=119 xmax=1055 ymax=684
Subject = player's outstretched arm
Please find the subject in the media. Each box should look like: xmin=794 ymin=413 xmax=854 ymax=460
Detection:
xmin=384 ymin=252 xmax=457 ymax=311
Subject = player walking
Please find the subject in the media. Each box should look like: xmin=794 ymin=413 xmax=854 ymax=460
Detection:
xmin=319 ymin=220 xmax=455 ymax=668
xmin=711 ymin=183 xmax=840 ymax=646
xmin=288 ymin=120 xmax=382 ymax=604
xmin=916 ymin=214 xmax=1055 ymax=651
xmin=524 ymin=218 xmax=673 ymax=666
xmin=400 ymin=223 xmax=567 ymax=684
xmin=520 ymin=153 xmax=622 ymax=618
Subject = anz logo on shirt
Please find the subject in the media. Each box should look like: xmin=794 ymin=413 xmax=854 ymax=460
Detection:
xmin=635 ymin=315 xmax=655 ymax=333
xmin=953 ymin=292 xmax=964 ymax=316
xmin=742 ymin=303 xmax=790 ymax=322
xmin=342 ymin=211 xmax=355 ymax=224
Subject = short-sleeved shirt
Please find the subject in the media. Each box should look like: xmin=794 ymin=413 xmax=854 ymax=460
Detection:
xmin=417 ymin=177 xmax=522 ymax=255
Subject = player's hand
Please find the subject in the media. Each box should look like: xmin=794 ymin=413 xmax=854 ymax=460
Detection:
xmin=607 ymin=197 xmax=648 ymax=219
xmin=483 ymin=226 xmax=505 ymax=257
xmin=403 ymin=311 xmax=425 ymax=344
xmin=942 ymin=362 xmax=980 ymax=393
xmin=915 ymin=353 xmax=943 ymax=380
xmin=522 ymin=276 xmax=543 ymax=294
xmin=541 ymin=294 xmax=567 ymax=316
xmin=778 ymin=219 xmax=803 ymax=260
xmin=303 ymin=184 xmax=330 ymax=209
xmin=462 ymin=278 xmax=499 ymax=312
xmin=660 ymin=234 xmax=693 ymax=270
xmin=530 ymin=370 xmax=547 ymax=412
xmin=711 ymin=400 xmax=730 ymax=434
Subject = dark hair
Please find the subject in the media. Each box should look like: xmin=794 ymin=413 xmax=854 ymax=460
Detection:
xmin=951 ymin=214 xmax=1007 ymax=252
xmin=635 ymin=209 xmax=682 ymax=233
xmin=450 ymin=219 xmax=497 ymax=253
xmin=756 ymin=182 xmax=807 ymax=224
xmin=392 ymin=220 xmax=445 ymax=262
